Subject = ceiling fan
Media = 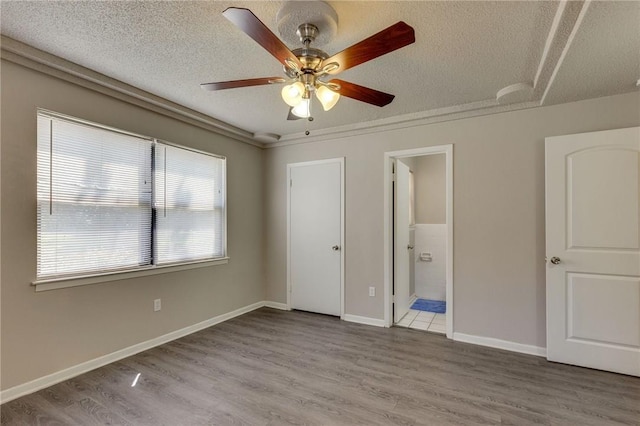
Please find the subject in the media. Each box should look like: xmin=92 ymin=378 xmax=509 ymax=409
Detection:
xmin=201 ymin=7 xmax=415 ymax=120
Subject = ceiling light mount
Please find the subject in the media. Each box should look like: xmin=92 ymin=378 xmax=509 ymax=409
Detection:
xmin=276 ymin=1 xmax=338 ymax=47
xmin=297 ymin=23 xmax=319 ymax=46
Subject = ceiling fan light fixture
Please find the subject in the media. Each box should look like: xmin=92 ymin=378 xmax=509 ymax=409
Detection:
xmin=291 ymin=97 xmax=311 ymax=118
xmin=281 ymin=81 xmax=305 ymax=106
xmin=205 ymin=8 xmax=415 ymax=122
xmin=316 ymin=85 xmax=340 ymax=111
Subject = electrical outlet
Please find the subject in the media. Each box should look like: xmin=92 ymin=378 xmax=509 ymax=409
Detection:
xmin=154 ymin=299 xmax=161 ymax=312
xmin=369 ymin=287 xmax=375 ymax=297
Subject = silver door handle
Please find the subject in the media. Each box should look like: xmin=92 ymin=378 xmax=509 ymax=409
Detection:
xmin=407 ymin=245 xmax=414 ymax=250
xmin=550 ymin=256 xmax=561 ymax=265
xmin=332 ymin=245 xmax=341 ymax=251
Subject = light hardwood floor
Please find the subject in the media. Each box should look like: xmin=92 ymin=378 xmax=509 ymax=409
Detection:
xmin=2 ymin=308 xmax=639 ymax=425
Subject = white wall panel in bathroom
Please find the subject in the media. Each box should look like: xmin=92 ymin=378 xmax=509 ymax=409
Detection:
xmin=414 ymin=224 xmax=447 ymax=300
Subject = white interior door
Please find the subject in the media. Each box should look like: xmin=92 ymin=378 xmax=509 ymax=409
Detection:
xmin=394 ymin=160 xmax=411 ymax=323
xmin=546 ymin=127 xmax=640 ymax=376
xmin=289 ymin=159 xmax=343 ymax=317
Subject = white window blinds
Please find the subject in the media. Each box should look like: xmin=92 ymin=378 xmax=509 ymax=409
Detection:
xmin=154 ymin=143 xmax=226 ymax=265
xmin=36 ymin=112 xmax=227 ymax=281
xmin=37 ymin=115 xmax=153 ymax=278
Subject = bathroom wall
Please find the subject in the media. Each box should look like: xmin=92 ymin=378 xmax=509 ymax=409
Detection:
xmin=414 ymin=224 xmax=447 ymax=300
xmin=412 ymin=154 xmax=447 ymax=300
xmin=414 ymin=154 xmax=446 ymax=224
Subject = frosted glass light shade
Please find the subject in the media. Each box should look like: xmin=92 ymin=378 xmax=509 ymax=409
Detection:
xmin=291 ymin=98 xmax=311 ymax=118
xmin=281 ymin=82 xmax=305 ymax=107
xmin=316 ymin=85 xmax=340 ymax=111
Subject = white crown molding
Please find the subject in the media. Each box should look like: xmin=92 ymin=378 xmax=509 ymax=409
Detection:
xmin=1 ymin=0 xmax=591 ymax=150
xmin=0 ymin=39 xmax=545 ymax=149
xmin=534 ymin=0 xmax=568 ymax=89
xmin=267 ymin=100 xmax=541 ymax=148
xmin=533 ymin=0 xmax=591 ymax=103
xmin=0 ymin=36 xmax=264 ymax=149
xmin=539 ymin=0 xmax=591 ymax=104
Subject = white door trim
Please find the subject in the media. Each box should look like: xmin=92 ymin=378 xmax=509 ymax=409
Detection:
xmin=383 ymin=145 xmax=454 ymax=338
xmin=287 ymin=158 xmax=345 ymax=319
xmin=394 ymin=159 xmax=412 ymax=323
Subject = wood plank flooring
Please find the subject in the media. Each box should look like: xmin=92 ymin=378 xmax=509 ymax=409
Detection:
xmin=2 ymin=308 xmax=639 ymax=425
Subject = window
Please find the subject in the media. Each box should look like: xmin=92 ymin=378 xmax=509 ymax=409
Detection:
xmin=36 ymin=111 xmax=226 ymax=281
xmin=154 ymin=143 xmax=225 ymax=264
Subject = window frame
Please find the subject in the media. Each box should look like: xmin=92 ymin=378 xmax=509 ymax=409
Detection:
xmin=33 ymin=109 xmax=228 ymax=291
xmin=152 ymin=140 xmax=227 ymax=266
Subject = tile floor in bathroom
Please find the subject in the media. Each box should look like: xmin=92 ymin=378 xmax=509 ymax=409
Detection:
xmin=395 ymin=309 xmax=446 ymax=334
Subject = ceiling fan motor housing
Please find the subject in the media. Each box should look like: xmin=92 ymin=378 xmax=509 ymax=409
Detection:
xmin=276 ymin=0 xmax=339 ymax=47
xmin=282 ymin=21 xmax=329 ymax=79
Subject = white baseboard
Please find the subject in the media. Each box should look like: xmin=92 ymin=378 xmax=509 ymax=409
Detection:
xmin=453 ymin=332 xmax=547 ymax=357
xmin=343 ymin=314 xmax=386 ymax=328
xmin=264 ymin=301 xmax=290 ymax=311
xmin=0 ymin=301 xmax=267 ymax=404
xmin=1 ymin=304 xmax=548 ymax=405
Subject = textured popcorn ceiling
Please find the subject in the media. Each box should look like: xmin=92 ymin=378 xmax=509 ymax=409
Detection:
xmin=1 ymin=1 xmax=638 ymax=142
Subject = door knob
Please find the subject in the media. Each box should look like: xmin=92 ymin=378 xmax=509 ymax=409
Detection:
xmin=407 ymin=245 xmax=414 ymax=250
xmin=332 ymin=245 xmax=340 ymax=251
xmin=550 ymin=256 xmax=561 ymax=265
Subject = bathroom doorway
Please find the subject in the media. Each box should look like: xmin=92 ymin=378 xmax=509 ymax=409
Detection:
xmin=383 ymin=145 xmax=453 ymax=338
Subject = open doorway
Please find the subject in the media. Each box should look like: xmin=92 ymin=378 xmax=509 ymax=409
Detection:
xmin=383 ymin=145 xmax=453 ymax=338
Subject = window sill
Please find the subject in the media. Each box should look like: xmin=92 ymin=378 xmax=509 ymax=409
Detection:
xmin=32 ymin=258 xmax=230 ymax=292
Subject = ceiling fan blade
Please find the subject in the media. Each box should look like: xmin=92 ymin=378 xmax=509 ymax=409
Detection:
xmin=223 ymin=7 xmax=303 ymax=70
xmin=329 ymin=79 xmax=395 ymax=107
xmin=322 ymin=22 xmax=415 ymax=74
xmin=200 ymin=77 xmax=285 ymax=91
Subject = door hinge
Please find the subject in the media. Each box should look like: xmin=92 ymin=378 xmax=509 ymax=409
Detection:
xmin=290 ymin=178 xmax=292 ymax=188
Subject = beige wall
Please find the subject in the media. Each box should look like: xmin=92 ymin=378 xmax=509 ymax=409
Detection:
xmin=264 ymin=92 xmax=640 ymax=348
xmin=0 ymin=60 xmax=265 ymax=390
xmin=2 ymin=54 xmax=639 ymax=392
xmin=413 ymin=154 xmax=446 ymax=224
